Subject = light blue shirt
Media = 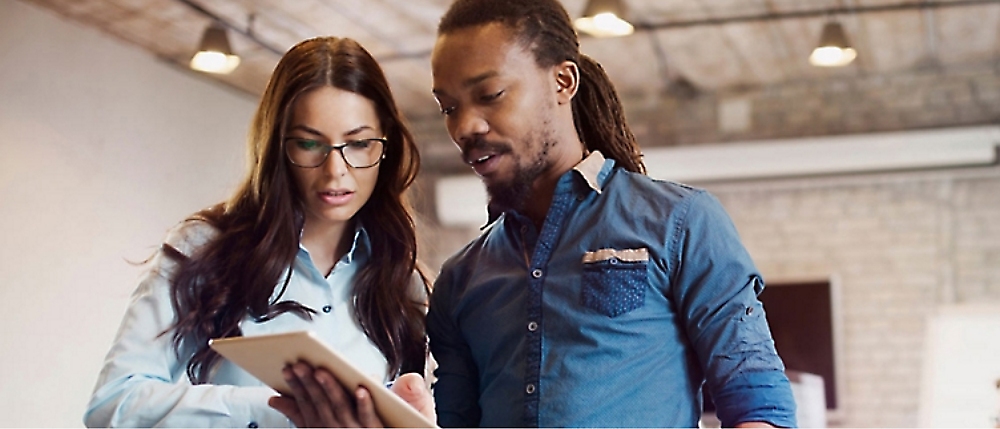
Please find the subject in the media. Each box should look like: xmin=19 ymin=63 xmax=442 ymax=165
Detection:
xmin=85 ymin=220 xmax=391 ymax=428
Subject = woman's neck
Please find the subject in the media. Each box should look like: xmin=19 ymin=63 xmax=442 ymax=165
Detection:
xmin=300 ymin=218 xmax=354 ymax=277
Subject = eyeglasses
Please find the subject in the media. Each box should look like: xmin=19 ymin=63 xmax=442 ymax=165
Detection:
xmin=284 ymin=137 xmax=386 ymax=169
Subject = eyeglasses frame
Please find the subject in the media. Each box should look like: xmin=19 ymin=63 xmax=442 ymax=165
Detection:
xmin=283 ymin=136 xmax=388 ymax=169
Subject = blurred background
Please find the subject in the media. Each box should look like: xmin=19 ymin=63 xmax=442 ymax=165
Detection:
xmin=2 ymin=0 xmax=999 ymax=426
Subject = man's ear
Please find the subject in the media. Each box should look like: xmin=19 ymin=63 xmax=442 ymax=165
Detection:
xmin=554 ymin=60 xmax=579 ymax=104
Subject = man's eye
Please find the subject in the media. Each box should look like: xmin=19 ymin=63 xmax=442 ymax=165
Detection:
xmin=440 ymin=106 xmax=456 ymax=116
xmin=482 ymin=90 xmax=504 ymax=102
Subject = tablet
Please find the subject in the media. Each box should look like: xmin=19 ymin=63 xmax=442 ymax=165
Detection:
xmin=209 ymin=331 xmax=436 ymax=428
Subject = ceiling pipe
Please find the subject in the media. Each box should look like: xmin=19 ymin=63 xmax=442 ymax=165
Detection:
xmin=633 ymin=0 xmax=1000 ymax=31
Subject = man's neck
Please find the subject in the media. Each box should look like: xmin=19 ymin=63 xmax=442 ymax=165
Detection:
xmin=522 ymin=142 xmax=586 ymax=228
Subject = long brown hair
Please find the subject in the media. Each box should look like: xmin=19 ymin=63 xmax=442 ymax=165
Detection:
xmin=165 ymin=37 xmax=428 ymax=383
xmin=438 ymin=0 xmax=646 ymax=174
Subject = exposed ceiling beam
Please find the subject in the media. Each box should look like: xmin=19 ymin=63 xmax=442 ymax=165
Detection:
xmin=175 ymin=0 xmax=1000 ymax=63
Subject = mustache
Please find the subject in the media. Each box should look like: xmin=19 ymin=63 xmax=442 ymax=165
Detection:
xmin=461 ymin=138 xmax=512 ymax=165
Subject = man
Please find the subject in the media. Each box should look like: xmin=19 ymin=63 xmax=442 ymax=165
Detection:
xmin=426 ymin=0 xmax=797 ymax=427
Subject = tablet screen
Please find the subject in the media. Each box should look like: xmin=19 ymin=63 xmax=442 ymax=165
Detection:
xmin=209 ymin=331 xmax=436 ymax=428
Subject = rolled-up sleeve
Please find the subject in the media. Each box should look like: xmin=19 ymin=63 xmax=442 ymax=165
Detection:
xmin=670 ymin=191 xmax=797 ymax=428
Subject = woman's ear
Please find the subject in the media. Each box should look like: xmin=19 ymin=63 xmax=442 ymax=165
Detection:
xmin=554 ymin=60 xmax=579 ymax=104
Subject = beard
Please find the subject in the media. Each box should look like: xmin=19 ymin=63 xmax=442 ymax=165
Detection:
xmin=486 ymin=162 xmax=538 ymax=213
xmin=482 ymin=132 xmax=555 ymax=214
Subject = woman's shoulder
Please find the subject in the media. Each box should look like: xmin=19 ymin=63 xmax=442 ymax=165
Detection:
xmin=163 ymin=217 xmax=220 ymax=257
xmin=407 ymin=265 xmax=433 ymax=307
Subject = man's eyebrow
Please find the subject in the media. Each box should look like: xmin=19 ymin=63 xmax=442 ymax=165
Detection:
xmin=432 ymin=70 xmax=500 ymax=96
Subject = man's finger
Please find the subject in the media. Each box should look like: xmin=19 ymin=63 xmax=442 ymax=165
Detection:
xmin=355 ymin=387 xmax=383 ymax=428
xmin=287 ymin=364 xmax=322 ymax=426
xmin=316 ymin=369 xmax=361 ymax=427
xmin=268 ymin=396 xmax=304 ymax=428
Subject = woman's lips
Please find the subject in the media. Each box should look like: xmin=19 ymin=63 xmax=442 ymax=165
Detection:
xmin=318 ymin=190 xmax=354 ymax=206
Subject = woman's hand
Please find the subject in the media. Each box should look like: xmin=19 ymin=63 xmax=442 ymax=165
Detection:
xmin=268 ymin=361 xmax=382 ymax=428
xmin=387 ymin=372 xmax=436 ymax=423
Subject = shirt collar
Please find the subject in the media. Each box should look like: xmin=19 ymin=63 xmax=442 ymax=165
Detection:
xmin=483 ymin=151 xmax=614 ymax=228
xmin=297 ymin=223 xmax=371 ymax=265
xmin=572 ymin=150 xmax=609 ymax=194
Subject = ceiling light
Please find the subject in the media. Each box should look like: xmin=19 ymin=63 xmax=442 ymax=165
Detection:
xmin=190 ymin=22 xmax=240 ymax=74
xmin=809 ymin=21 xmax=857 ymax=67
xmin=574 ymin=0 xmax=634 ymax=38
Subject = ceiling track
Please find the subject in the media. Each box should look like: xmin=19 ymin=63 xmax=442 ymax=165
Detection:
xmin=175 ymin=0 xmax=434 ymax=62
xmin=633 ymin=0 xmax=1000 ymax=31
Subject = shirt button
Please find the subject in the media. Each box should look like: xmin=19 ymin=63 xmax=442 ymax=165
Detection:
xmin=745 ymin=306 xmax=753 ymax=315
xmin=248 ymin=422 xmax=259 ymax=428
xmin=323 ymin=305 xmax=333 ymax=313
xmin=531 ymin=269 xmax=543 ymax=278
xmin=527 ymin=321 xmax=538 ymax=332
xmin=521 ymin=225 xmax=528 ymax=234
xmin=525 ymin=383 xmax=536 ymax=394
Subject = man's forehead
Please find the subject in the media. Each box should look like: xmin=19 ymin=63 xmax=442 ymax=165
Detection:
xmin=433 ymin=26 xmax=537 ymax=75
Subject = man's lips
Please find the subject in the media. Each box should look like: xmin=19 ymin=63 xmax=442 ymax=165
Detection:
xmin=465 ymin=152 xmax=497 ymax=165
xmin=467 ymin=152 xmax=502 ymax=177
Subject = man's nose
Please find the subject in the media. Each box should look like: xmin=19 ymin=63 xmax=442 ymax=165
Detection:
xmin=450 ymin=108 xmax=489 ymax=149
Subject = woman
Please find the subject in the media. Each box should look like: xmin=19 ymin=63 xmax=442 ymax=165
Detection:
xmin=85 ymin=37 xmax=433 ymax=428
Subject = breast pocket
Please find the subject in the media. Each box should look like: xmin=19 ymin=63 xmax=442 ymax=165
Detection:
xmin=580 ymin=248 xmax=649 ymax=317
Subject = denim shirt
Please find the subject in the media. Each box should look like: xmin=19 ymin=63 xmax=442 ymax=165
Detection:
xmin=428 ymin=152 xmax=797 ymax=428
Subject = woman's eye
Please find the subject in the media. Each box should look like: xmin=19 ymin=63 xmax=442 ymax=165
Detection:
xmin=348 ymin=139 xmax=372 ymax=149
xmin=295 ymin=139 xmax=321 ymax=150
xmin=440 ymin=106 xmax=456 ymax=116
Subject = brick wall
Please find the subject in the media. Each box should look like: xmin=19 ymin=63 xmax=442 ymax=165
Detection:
xmin=706 ymin=166 xmax=1000 ymax=427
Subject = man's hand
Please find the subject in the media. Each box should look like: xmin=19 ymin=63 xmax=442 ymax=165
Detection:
xmin=267 ymin=361 xmax=437 ymax=427
xmin=268 ymin=361 xmax=382 ymax=428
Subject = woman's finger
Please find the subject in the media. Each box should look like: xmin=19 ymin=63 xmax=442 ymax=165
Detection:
xmin=390 ymin=373 xmax=436 ymax=422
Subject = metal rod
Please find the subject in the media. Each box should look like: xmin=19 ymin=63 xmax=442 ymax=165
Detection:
xmin=175 ymin=0 xmax=284 ymax=56
xmin=634 ymin=0 xmax=1000 ymax=31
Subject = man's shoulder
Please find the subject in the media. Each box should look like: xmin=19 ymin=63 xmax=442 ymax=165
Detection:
xmin=438 ymin=226 xmax=493 ymax=271
xmin=606 ymin=167 xmax=714 ymax=213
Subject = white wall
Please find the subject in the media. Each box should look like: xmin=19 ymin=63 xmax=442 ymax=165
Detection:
xmin=0 ymin=1 xmax=257 ymax=426
xmin=919 ymin=304 xmax=1000 ymax=428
